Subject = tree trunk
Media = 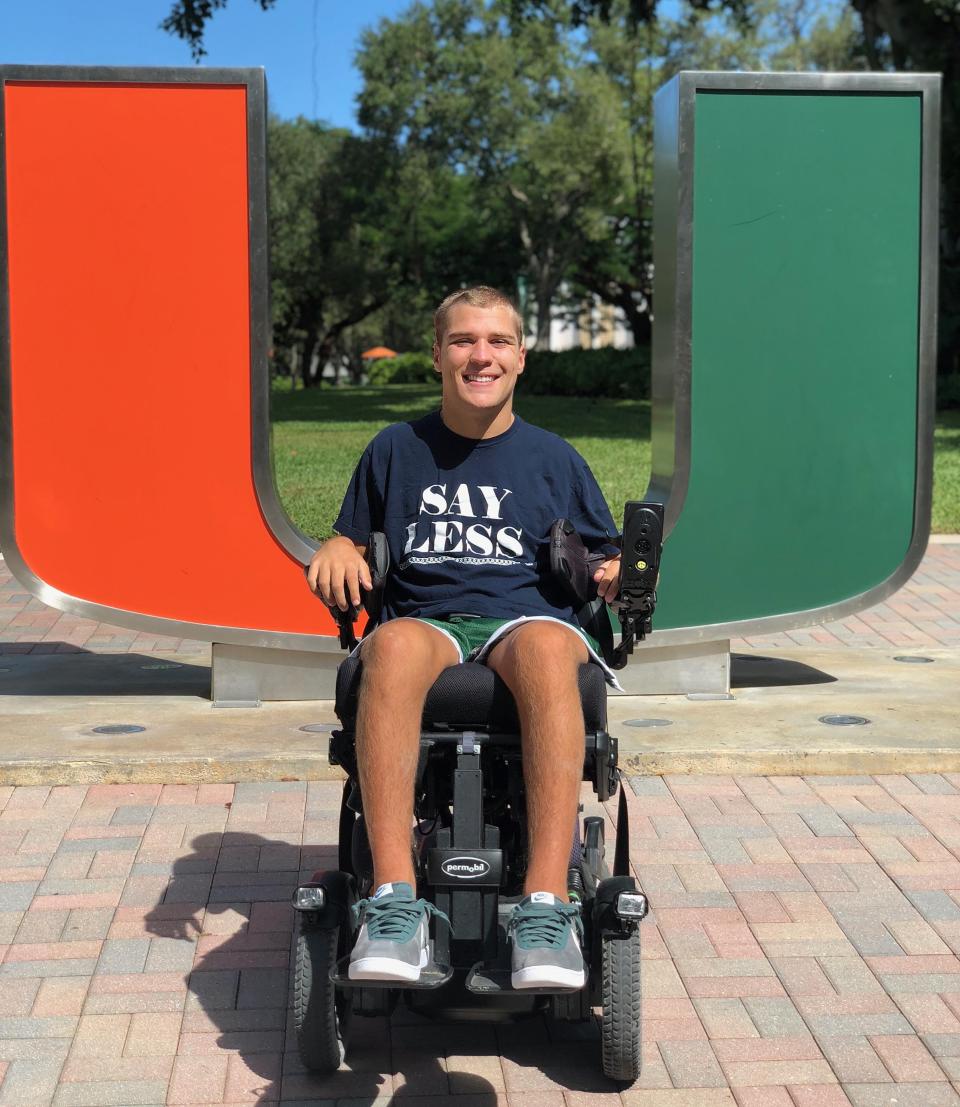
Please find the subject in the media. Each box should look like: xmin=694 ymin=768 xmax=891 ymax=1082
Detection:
xmin=534 ymin=283 xmax=553 ymax=350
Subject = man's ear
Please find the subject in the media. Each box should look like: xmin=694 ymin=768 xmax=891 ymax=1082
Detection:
xmin=432 ymin=343 xmax=442 ymax=373
xmin=517 ymin=344 xmax=526 ymax=374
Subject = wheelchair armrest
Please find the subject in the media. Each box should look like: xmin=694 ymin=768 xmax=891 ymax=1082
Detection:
xmin=313 ymin=532 xmax=391 ymax=652
xmin=549 ymin=519 xmax=608 ymax=608
xmin=550 ymin=503 xmax=664 ymax=670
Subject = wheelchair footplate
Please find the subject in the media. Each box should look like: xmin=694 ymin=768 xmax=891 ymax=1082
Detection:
xmin=330 ymin=949 xmax=453 ymax=991
xmin=465 ymin=961 xmax=585 ymax=996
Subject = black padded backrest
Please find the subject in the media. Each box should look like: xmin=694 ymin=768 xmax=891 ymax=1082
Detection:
xmin=335 ymin=656 xmax=607 ymax=733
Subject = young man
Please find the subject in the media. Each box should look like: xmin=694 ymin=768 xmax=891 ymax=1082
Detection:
xmin=307 ymin=286 xmax=622 ymax=990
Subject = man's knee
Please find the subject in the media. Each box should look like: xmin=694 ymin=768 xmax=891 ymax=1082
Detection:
xmin=492 ymin=622 xmax=588 ymax=685
xmin=360 ymin=619 xmax=457 ymax=684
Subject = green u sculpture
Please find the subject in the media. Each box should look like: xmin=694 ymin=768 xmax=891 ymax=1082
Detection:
xmin=638 ymin=71 xmax=941 ymax=693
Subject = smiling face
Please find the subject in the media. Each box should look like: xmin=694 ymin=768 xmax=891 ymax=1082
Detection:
xmin=433 ymin=303 xmax=526 ymax=439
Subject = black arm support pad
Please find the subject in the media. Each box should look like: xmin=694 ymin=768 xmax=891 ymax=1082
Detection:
xmin=308 ymin=533 xmax=391 ymax=651
xmin=549 ymin=519 xmax=609 ymax=607
xmin=550 ymin=502 xmax=664 ymax=669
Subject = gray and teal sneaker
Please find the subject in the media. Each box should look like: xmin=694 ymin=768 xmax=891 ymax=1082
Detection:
xmin=348 ymin=882 xmax=449 ymax=983
xmin=509 ymin=891 xmax=586 ymax=990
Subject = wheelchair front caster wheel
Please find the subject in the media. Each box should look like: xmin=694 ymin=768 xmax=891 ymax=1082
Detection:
xmin=294 ymin=917 xmax=352 ymax=1072
xmin=600 ymin=926 xmax=642 ymax=1083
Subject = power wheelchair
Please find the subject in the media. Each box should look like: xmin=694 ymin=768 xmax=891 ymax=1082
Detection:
xmin=291 ymin=502 xmax=663 ymax=1084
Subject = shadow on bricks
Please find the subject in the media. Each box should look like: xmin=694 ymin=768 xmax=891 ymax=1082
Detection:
xmin=144 ymin=829 xmax=503 ymax=1105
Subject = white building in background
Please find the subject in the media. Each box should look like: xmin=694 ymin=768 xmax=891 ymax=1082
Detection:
xmin=525 ymin=288 xmax=637 ymax=352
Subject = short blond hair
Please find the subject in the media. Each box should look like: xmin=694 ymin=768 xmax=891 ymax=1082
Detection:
xmin=434 ymin=286 xmax=524 ymax=346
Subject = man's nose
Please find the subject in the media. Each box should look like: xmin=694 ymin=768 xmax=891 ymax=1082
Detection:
xmin=470 ymin=340 xmax=493 ymax=365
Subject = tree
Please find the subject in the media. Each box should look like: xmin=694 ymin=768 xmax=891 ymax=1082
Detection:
xmin=356 ymin=0 xmax=630 ymax=348
xmin=162 ymin=0 xmax=277 ymax=58
xmin=267 ymin=118 xmax=396 ymax=385
xmin=268 ymin=115 xmax=518 ymax=380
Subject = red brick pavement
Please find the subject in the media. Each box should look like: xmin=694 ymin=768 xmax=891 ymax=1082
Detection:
xmin=1 ymin=539 xmax=958 ymax=657
xmin=5 ymin=776 xmax=960 ymax=1103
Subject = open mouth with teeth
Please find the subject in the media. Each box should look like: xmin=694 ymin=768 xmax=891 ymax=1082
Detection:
xmin=463 ymin=373 xmax=500 ymax=387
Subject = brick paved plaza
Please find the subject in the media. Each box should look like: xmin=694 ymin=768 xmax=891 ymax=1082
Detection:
xmin=1 ymin=776 xmax=960 ymax=1104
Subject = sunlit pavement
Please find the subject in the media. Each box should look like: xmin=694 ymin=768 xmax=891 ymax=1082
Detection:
xmin=4 ymin=777 xmax=960 ymax=1104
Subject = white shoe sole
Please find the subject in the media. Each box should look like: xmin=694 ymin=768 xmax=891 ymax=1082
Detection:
xmin=348 ymin=947 xmax=428 ymax=983
xmin=512 ymin=965 xmax=586 ymax=990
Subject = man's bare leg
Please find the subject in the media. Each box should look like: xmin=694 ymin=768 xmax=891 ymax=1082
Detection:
xmin=355 ymin=620 xmax=459 ymax=890
xmin=485 ymin=622 xmax=589 ymax=900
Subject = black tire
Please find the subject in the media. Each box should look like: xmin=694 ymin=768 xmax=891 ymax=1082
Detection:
xmin=600 ymin=926 xmax=641 ymax=1084
xmin=294 ymin=917 xmax=351 ymax=1073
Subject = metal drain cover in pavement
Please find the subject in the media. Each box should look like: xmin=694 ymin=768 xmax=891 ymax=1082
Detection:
xmin=893 ymin=655 xmax=935 ymax=664
xmin=300 ymin=723 xmax=338 ymax=733
xmin=819 ymin=714 xmax=870 ymax=726
xmin=623 ymin=718 xmax=673 ymax=728
xmin=92 ymin=724 xmax=147 ymax=735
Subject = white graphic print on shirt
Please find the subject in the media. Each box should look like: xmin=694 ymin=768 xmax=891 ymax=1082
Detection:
xmin=401 ymin=482 xmax=525 ymax=566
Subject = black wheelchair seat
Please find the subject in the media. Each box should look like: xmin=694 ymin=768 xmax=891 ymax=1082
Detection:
xmin=334 ymin=654 xmax=608 ymax=733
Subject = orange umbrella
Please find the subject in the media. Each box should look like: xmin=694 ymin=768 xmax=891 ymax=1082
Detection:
xmin=361 ymin=346 xmax=398 ymax=359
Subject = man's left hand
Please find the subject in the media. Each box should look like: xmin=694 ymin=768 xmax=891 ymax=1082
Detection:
xmin=593 ymin=556 xmax=621 ymax=605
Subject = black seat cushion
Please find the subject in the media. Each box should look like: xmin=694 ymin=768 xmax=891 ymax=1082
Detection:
xmin=334 ymin=656 xmax=607 ymax=733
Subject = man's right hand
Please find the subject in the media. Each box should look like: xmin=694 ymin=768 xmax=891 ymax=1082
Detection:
xmin=306 ymin=536 xmax=372 ymax=612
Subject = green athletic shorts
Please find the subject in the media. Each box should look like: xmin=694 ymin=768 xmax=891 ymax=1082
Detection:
xmin=418 ymin=614 xmax=601 ymax=664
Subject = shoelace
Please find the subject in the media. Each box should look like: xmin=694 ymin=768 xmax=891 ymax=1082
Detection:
xmin=352 ymin=895 xmax=452 ymax=942
xmin=508 ymin=900 xmax=583 ymax=950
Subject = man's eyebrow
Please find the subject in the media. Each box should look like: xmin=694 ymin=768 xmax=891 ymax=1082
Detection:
xmin=447 ymin=331 xmax=517 ymax=343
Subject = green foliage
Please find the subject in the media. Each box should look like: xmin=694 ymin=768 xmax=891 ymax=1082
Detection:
xmin=520 ymin=347 xmax=651 ymax=397
xmin=267 ymin=117 xmax=399 ymax=382
xmin=658 ymin=0 xmax=865 ymax=74
xmin=365 ymin=353 xmax=439 ymax=385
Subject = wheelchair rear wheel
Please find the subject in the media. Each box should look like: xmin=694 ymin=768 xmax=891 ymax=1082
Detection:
xmin=600 ymin=925 xmax=642 ymax=1083
xmin=294 ymin=916 xmax=352 ymax=1072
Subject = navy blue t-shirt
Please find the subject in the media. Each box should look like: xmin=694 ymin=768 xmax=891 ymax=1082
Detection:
xmin=333 ymin=410 xmax=620 ymax=625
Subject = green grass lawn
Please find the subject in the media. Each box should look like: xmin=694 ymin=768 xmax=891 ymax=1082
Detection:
xmin=270 ymin=382 xmax=960 ymax=538
xmin=935 ymin=409 xmax=960 ymax=534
